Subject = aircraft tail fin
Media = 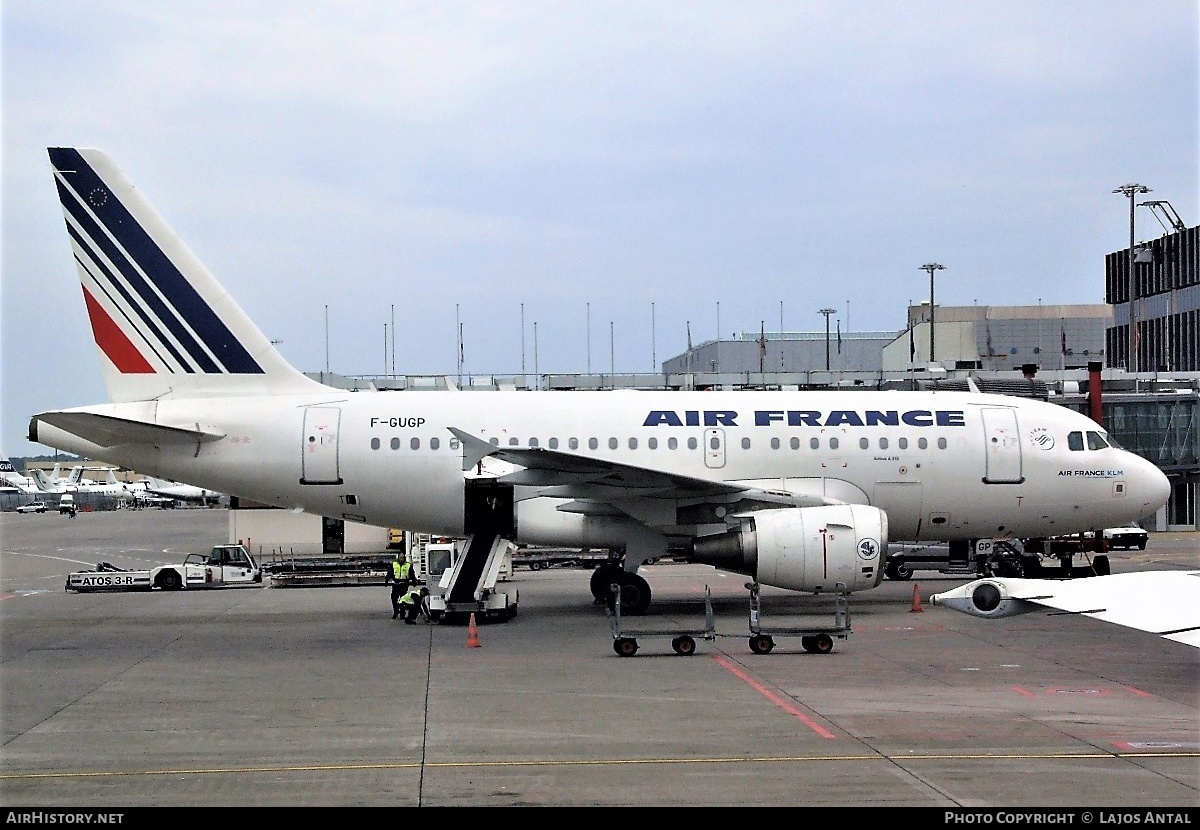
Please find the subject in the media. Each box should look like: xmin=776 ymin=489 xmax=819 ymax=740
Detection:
xmin=48 ymin=148 xmax=326 ymax=402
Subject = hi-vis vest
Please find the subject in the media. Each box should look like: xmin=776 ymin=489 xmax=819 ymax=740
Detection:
xmin=399 ymin=588 xmax=422 ymax=606
xmin=392 ymin=561 xmax=412 ymax=581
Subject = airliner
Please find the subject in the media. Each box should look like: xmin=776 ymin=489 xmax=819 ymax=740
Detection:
xmin=0 ymin=458 xmax=40 ymax=494
xmin=142 ymin=476 xmax=223 ymax=504
xmin=27 ymin=148 xmax=1171 ymax=614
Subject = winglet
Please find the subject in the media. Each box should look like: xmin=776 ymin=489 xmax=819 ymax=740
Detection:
xmin=449 ymin=427 xmax=498 ymax=471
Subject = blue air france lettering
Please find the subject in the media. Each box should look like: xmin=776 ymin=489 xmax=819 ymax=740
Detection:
xmin=642 ymin=409 xmax=968 ymax=428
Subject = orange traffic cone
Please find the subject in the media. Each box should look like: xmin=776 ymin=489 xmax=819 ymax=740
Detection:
xmin=466 ymin=613 xmax=481 ymax=648
xmin=910 ymin=583 xmax=923 ymax=613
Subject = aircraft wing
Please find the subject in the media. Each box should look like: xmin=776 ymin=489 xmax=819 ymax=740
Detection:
xmin=931 ymin=571 xmax=1200 ymax=648
xmin=448 ymin=427 xmax=832 ymax=508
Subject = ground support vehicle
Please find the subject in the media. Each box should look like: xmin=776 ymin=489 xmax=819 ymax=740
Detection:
xmin=741 ymin=581 xmax=852 ymax=655
xmin=66 ymin=545 xmax=262 ymax=592
xmin=15 ymin=501 xmax=48 ymax=514
xmin=514 ymin=548 xmax=613 ymax=571
xmin=425 ymin=535 xmax=518 ymax=624
xmin=1102 ymin=525 xmax=1149 ymax=551
xmin=885 ymin=538 xmax=1109 ymax=581
xmin=883 ymin=541 xmax=976 ymax=580
xmin=994 ymin=537 xmax=1111 ymax=578
xmin=264 ymin=553 xmax=392 ymax=587
xmin=609 ymin=585 xmax=716 ymax=657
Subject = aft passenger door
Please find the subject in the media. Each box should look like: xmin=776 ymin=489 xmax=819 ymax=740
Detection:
xmin=981 ymin=407 xmax=1023 ymax=484
xmin=301 ymin=406 xmax=343 ymax=485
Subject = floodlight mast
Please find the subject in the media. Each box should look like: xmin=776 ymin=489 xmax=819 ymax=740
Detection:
xmin=919 ymin=263 xmax=945 ymax=362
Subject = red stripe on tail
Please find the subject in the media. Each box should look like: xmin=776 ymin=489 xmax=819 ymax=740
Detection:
xmin=82 ymin=287 xmax=155 ymax=373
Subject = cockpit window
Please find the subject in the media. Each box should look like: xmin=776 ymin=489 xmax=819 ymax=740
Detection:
xmin=1086 ymin=431 xmax=1109 ymax=450
xmin=1067 ymin=431 xmax=1084 ymax=451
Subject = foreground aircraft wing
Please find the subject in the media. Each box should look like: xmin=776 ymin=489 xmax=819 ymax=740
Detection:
xmin=448 ymin=427 xmax=832 ymax=507
xmin=931 ymin=571 xmax=1200 ymax=648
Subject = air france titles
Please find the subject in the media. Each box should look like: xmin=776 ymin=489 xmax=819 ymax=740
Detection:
xmin=642 ymin=410 xmax=967 ymax=428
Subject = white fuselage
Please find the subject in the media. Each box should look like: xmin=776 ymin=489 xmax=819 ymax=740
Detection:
xmin=40 ymin=388 xmax=1168 ymax=548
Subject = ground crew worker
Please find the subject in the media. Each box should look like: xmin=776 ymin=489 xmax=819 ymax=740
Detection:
xmin=385 ymin=552 xmax=414 ymax=619
xmin=399 ymin=586 xmax=429 ymax=624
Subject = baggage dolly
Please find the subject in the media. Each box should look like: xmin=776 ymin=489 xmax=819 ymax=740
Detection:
xmin=609 ymin=583 xmax=716 ymax=657
xmin=744 ymin=581 xmax=851 ymax=655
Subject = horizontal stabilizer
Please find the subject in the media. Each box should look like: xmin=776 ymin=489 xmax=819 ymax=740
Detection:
xmin=32 ymin=411 xmax=225 ymax=448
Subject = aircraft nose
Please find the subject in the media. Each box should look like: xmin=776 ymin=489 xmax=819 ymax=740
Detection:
xmin=1147 ymin=461 xmax=1171 ymax=511
xmin=1133 ymin=454 xmax=1171 ymax=512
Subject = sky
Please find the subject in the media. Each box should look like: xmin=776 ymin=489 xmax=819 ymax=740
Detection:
xmin=2 ymin=1 xmax=1197 ymax=457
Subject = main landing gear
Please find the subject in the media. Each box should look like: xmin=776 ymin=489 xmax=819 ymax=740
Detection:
xmin=590 ymin=561 xmax=652 ymax=616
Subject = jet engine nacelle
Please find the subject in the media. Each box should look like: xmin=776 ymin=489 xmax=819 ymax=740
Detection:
xmin=691 ymin=504 xmax=887 ymax=594
xmin=930 ymin=578 xmax=1043 ymax=619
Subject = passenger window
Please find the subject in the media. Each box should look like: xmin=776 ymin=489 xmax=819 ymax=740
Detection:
xmin=771 ymin=437 xmax=780 ymax=450
xmin=1068 ymin=431 xmax=1084 ymax=451
xmin=809 ymin=437 xmax=819 ymax=449
xmin=1086 ymin=431 xmax=1109 ymax=450
xmin=569 ymin=438 xmax=579 ymax=450
xmin=937 ymin=437 xmax=947 ymax=449
xmin=490 ymin=437 xmax=499 ymax=445
xmin=648 ymin=437 xmax=658 ymax=450
xmin=411 ymin=437 xmax=420 ymax=450
xmin=879 ymin=438 xmax=888 ymax=449
xmin=687 ymin=437 xmax=698 ymax=450
xmin=608 ymin=437 xmax=618 ymax=450
xmin=898 ymin=437 xmax=907 ymax=449
xmin=830 ymin=438 xmax=839 ymax=450
xmin=430 ymin=437 xmax=440 ymax=450
xmin=628 ymin=438 xmax=637 ymax=449
xmin=549 ymin=437 xmax=559 ymax=449
xmin=668 ymin=437 xmax=678 ymax=450
xmin=710 ymin=436 xmax=720 ymax=450
xmin=450 ymin=439 xmax=460 ymax=450
xmin=589 ymin=438 xmax=599 ymax=450
xmin=859 ymin=438 xmax=869 ymax=449
xmin=390 ymin=437 xmax=401 ymax=450
xmin=918 ymin=437 xmax=928 ymax=450
xmin=528 ymin=437 xmax=538 ymax=447
xmin=741 ymin=437 xmax=751 ymax=449
xmin=371 ymin=438 xmax=381 ymax=450
xmin=790 ymin=437 xmax=800 ymax=450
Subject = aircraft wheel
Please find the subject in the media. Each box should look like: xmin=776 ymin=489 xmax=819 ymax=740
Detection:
xmin=613 ymin=638 xmax=638 ymax=657
xmin=156 ymin=569 xmax=182 ymax=591
xmin=529 ymin=561 xmax=542 ymax=571
xmin=604 ymin=572 xmax=652 ymax=616
xmin=749 ymin=635 xmax=774 ymax=655
xmin=804 ymin=633 xmax=834 ymax=654
xmin=590 ymin=562 xmax=622 ymax=601
xmin=672 ymin=636 xmax=697 ymax=656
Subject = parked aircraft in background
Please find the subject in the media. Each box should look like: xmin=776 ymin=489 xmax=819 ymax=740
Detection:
xmin=67 ymin=467 xmax=140 ymax=498
xmin=27 ymin=148 xmax=1172 ymax=615
xmin=32 ymin=464 xmax=77 ymax=493
xmin=142 ymin=476 xmax=223 ymax=505
xmin=0 ymin=458 xmax=40 ymax=494
xmin=931 ymin=571 xmax=1200 ymax=648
